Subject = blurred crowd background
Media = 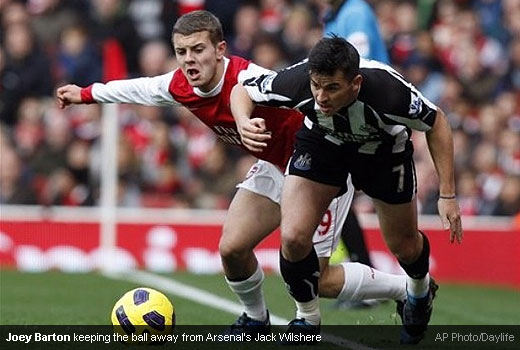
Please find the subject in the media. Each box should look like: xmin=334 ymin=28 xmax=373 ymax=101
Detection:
xmin=0 ymin=0 xmax=519 ymax=218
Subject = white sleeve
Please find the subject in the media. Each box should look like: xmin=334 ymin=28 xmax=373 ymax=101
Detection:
xmin=237 ymin=63 xmax=281 ymax=103
xmin=91 ymin=71 xmax=180 ymax=107
xmin=237 ymin=63 xmax=274 ymax=85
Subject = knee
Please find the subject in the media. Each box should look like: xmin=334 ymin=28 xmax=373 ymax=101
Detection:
xmin=219 ymin=229 xmax=248 ymax=263
xmin=281 ymin=226 xmax=313 ymax=259
xmin=387 ymin=233 xmax=422 ymax=263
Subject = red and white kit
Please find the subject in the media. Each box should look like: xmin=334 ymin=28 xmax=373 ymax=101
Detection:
xmin=81 ymin=56 xmax=354 ymax=257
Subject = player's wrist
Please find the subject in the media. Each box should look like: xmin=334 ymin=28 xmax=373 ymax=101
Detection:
xmin=439 ymin=194 xmax=456 ymax=200
xmin=80 ymin=85 xmax=96 ymax=104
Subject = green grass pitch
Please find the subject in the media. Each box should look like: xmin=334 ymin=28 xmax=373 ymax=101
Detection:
xmin=1 ymin=270 xmax=518 ymax=326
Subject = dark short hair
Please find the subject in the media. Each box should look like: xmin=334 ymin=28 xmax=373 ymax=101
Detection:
xmin=308 ymin=36 xmax=360 ymax=80
xmin=172 ymin=10 xmax=224 ymax=47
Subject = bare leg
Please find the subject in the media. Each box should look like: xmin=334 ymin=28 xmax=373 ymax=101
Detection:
xmin=219 ymin=188 xmax=280 ymax=321
xmin=280 ymin=176 xmax=339 ymax=261
xmin=220 ymin=188 xmax=280 ymax=278
xmin=279 ymin=175 xmax=339 ymax=325
xmin=373 ymin=198 xmax=421 ymax=264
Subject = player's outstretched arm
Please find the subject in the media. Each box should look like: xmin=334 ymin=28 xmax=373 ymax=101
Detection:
xmin=426 ymin=108 xmax=463 ymax=244
xmin=230 ymin=84 xmax=271 ymax=153
xmin=57 ymin=73 xmax=177 ymax=108
xmin=56 ymin=84 xmax=83 ymax=109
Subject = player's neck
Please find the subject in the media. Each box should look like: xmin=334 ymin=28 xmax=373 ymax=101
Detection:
xmin=200 ymin=59 xmax=226 ymax=93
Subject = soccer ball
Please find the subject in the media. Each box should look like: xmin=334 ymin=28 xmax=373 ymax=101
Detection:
xmin=111 ymin=287 xmax=175 ymax=343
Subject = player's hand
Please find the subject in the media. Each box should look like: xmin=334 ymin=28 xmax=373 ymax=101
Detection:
xmin=438 ymin=198 xmax=463 ymax=244
xmin=56 ymin=84 xmax=82 ymax=109
xmin=237 ymin=117 xmax=271 ymax=152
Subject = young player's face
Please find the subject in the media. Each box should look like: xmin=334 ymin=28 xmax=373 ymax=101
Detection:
xmin=310 ymin=70 xmax=362 ymax=116
xmin=173 ymin=31 xmax=226 ymax=92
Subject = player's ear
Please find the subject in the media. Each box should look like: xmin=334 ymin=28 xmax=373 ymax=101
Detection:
xmin=215 ymin=40 xmax=226 ymax=60
xmin=352 ymin=74 xmax=363 ymax=90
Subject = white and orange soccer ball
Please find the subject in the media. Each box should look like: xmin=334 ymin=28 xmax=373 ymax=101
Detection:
xmin=111 ymin=287 xmax=175 ymax=343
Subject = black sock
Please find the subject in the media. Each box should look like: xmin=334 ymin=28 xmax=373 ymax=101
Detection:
xmin=398 ymin=231 xmax=430 ymax=279
xmin=342 ymin=210 xmax=373 ymax=267
xmin=279 ymin=248 xmax=320 ymax=302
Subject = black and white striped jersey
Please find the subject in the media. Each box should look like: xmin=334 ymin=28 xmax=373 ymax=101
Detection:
xmin=241 ymin=58 xmax=438 ymax=156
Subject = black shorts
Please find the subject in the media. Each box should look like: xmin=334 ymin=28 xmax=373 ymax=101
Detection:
xmin=288 ymin=128 xmax=417 ymax=204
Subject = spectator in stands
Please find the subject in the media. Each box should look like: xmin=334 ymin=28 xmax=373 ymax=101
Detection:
xmin=251 ymin=33 xmax=288 ymax=71
xmin=0 ymin=0 xmax=516 ymax=219
xmin=227 ymin=3 xmax=261 ymax=59
xmin=456 ymin=170 xmax=482 ymax=216
xmin=280 ymin=4 xmax=316 ymax=62
xmin=138 ymin=40 xmax=171 ymax=77
xmin=491 ymin=176 xmax=520 ymax=216
xmin=13 ymin=97 xmax=45 ymax=160
xmin=88 ymin=0 xmax=142 ymax=79
xmin=497 ymin=129 xmax=520 ymax=177
xmin=503 ymin=0 xmax=520 ymax=37
xmin=1 ymin=1 xmax=30 ymax=28
xmin=322 ymin=0 xmax=389 ymax=63
xmin=127 ymin=0 xmax=178 ymax=43
xmin=505 ymin=37 xmax=520 ymax=91
xmin=0 ymin=146 xmax=38 ymax=205
xmin=140 ymin=120 xmax=180 ymax=193
xmin=1 ymin=23 xmax=53 ymax=125
xmin=28 ymin=0 xmax=85 ymax=51
xmin=57 ymin=25 xmax=102 ymax=87
xmin=472 ymin=142 xmax=503 ymax=215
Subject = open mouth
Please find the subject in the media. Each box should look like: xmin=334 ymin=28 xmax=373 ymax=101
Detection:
xmin=186 ymin=68 xmax=200 ymax=80
xmin=318 ymin=104 xmax=332 ymax=113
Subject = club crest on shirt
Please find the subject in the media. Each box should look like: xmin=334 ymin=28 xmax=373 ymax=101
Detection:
xmin=293 ymin=152 xmax=312 ymax=171
xmin=245 ymin=164 xmax=259 ymax=179
xmin=409 ymin=91 xmax=423 ymax=117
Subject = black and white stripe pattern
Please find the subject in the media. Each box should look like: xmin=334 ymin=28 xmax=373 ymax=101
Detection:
xmin=242 ymin=58 xmax=437 ymax=155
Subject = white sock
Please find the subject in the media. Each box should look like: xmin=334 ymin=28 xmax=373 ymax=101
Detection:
xmin=338 ymin=262 xmax=407 ymax=302
xmin=225 ymin=265 xmax=267 ymax=321
xmin=295 ymin=298 xmax=321 ymax=325
xmin=406 ymin=273 xmax=430 ymax=299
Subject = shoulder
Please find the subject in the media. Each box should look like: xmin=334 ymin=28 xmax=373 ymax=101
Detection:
xmin=359 ymin=58 xmax=407 ymax=87
xmin=358 ymin=60 xmax=412 ymax=108
xmin=228 ymin=55 xmax=250 ymax=69
xmin=237 ymin=60 xmax=274 ymax=85
xmin=271 ymin=59 xmax=310 ymax=94
xmin=359 ymin=59 xmax=437 ymax=117
xmin=227 ymin=56 xmax=251 ymax=77
xmin=282 ymin=59 xmax=309 ymax=73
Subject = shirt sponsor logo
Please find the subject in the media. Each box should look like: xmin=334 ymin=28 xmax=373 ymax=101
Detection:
xmin=358 ymin=124 xmax=379 ymax=134
xmin=293 ymin=152 xmax=312 ymax=171
xmin=316 ymin=125 xmax=382 ymax=143
xmin=213 ymin=126 xmax=242 ymax=145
